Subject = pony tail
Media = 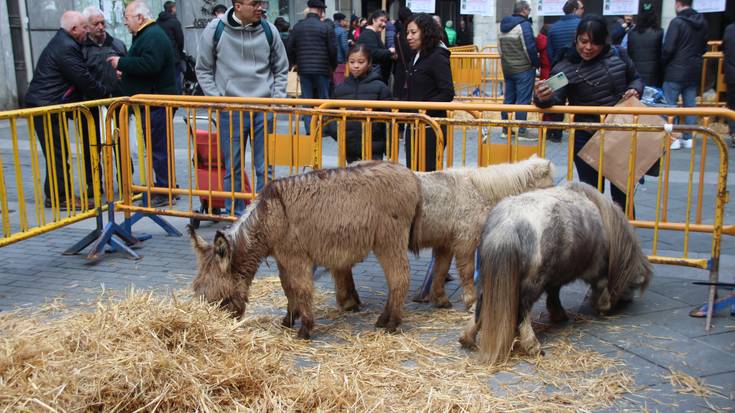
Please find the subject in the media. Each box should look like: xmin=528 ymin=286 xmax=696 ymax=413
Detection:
xmin=408 ymin=181 xmax=423 ymax=256
xmin=477 ymin=235 xmax=521 ymax=364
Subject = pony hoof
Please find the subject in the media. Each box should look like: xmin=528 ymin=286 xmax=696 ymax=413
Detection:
xmin=375 ymin=314 xmax=390 ymax=328
xmin=341 ymin=297 xmax=361 ymax=312
xmin=296 ymin=327 xmax=311 ymax=340
xmin=281 ymin=317 xmax=294 ymax=328
xmin=549 ymin=311 xmax=569 ymax=324
xmin=384 ymin=320 xmax=400 ymax=333
xmin=459 ymin=334 xmax=477 ymax=350
xmin=430 ymin=296 xmax=452 ymax=309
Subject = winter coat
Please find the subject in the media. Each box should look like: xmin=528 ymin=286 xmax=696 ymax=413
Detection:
xmin=547 ymin=14 xmax=580 ymax=65
xmin=118 ymin=22 xmax=178 ymax=96
xmin=335 ymin=25 xmax=349 ymax=64
xmin=288 ymin=13 xmax=337 ymax=75
xmin=407 ymin=45 xmax=454 ymax=118
xmin=445 ymin=27 xmax=457 ymax=46
xmin=661 ymin=8 xmax=709 ymax=84
xmin=722 ymin=23 xmax=735 ymax=85
xmin=498 ymin=14 xmax=539 ymax=75
xmin=157 ymin=11 xmax=184 ymax=64
xmin=25 ymin=29 xmax=109 ymax=107
xmin=627 ymin=28 xmax=664 ymax=87
xmin=83 ymin=33 xmax=127 ymax=98
xmin=195 ymin=7 xmax=289 ymax=98
xmin=534 ymin=47 xmax=643 ymax=122
xmin=357 ymin=28 xmax=393 ymax=84
xmin=323 ymin=70 xmax=392 ymax=161
xmin=457 ymin=27 xmax=473 ymax=46
xmin=392 ymin=20 xmax=414 ymax=100
xmin=537 ymin=33 xmax=550 ymax=80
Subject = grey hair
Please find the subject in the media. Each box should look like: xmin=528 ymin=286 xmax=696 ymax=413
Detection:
xmin=59 ymin=11 xmax=84 ymax=31
xmin=513 ymin=0 xmax=530 ymax=14
xmin=82 ymin=5 xmax=105 ymax=21
xmin=128 ymin=1 xmax=152 ymax=19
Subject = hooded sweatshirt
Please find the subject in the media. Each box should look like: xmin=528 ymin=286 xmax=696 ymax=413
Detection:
xmin=195 ymin=7 xmax=289 ymax=98
xmin=498 ymin=14 xmax=539 ymax=76
xmin=661 ymin=8 xmax=709 ymax=84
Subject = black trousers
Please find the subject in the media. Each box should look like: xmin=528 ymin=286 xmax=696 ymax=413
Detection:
xmin=79 ymin=106 xmax=104 ymax=193
xmin=573 ymin=129 xmax=634 ymax=217
xmin=34 ymin=113 xmax=73 ymax=201
xmin=404 ymin=124 xmax=447 ymax=172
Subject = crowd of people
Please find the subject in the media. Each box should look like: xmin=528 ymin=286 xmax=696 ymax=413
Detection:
xmin=21 ymin=0 xmax=734 ymax=216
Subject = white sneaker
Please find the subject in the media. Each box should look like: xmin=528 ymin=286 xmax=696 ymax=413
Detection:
xmin=670 ymin=139 xmax=682 ymax=150
xmin=683 ymin=139 xmax=693 ymax=149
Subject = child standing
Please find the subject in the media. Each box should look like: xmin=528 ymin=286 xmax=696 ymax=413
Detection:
xmin=324 ymin=44 xmax=393 ymax=163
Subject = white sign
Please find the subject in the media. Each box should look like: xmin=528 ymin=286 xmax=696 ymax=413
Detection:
xmin=461 ymin=0 xmax=495 ymax=16
xmin=537 ymin=0 xmax=567 ymax=16
xmin=694 ymin=0 xmax=726 ymax=13
xmin=405 ymin=0 xmax=435 ymax=14
xmin=603 ymin=0 xmax=640 ymax=15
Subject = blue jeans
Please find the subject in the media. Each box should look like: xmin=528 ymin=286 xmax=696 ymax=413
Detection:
xmin=218 ymin=111 xmax=273 ymax=215
xmin=663 ymin=81 xmax=697 ymax=140
xmin=501 ymin=69 xmax=535 ymax=133
xmin=300 ymin=74 xmax=331 ymax=133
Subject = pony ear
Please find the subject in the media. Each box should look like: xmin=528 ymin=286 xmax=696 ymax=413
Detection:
xmin=188 ymin=224 xmax=209 ymax=257
xmin=213 ymin=230 xmax=233 ymax=273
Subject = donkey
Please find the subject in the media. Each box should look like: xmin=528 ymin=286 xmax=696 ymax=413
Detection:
xmin=460 ymin=181 xmax=653 ymax=364
xmin=414 ymin=156 xmax=555 ymax=309
xmin=189 ymin=161 xmax=422 ymax=339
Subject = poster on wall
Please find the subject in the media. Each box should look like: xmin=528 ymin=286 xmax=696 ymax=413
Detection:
xmin=537 ymin=0 xmax=567 ymax=16
xmin=461 ymin=0 xmax=495 ymax=16
xmin=603 ymin=0 xmax=640 ymax=15
xmin=406 ymin=0 xmax=435 ymax=13
xmin=693 ymin=0 xmax=726 ymax=13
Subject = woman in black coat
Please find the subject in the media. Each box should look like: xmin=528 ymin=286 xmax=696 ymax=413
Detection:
xmin=356 ymin=10 xmax=394 ymax=85
xmin=534 ymin=14 xmax=643 ymax=213
xmin=324 ymin=44 xmax=393 ymax=163
xmin=405 ymin=13 xmax=455 ymax=172
xmin=626 ymin=11 xmax=663 ymax=87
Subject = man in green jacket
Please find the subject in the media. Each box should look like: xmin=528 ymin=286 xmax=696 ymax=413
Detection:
xmin=108 ymin=0 xmax=178 ymax=207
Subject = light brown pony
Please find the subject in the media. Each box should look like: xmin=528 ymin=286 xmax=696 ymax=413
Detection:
xmin=189 ymin=161 xmax=422 ymax=339
xmin=460 ymin=182 xmax=653 ymax=364
xmin=414 ymin=156 xmax=555 ymax=309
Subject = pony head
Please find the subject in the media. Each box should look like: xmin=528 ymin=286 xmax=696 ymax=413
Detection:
xmin=525 ymin=154 xmax=556 ymax=189
xmin=189 ymin=225 xmax=250 ymax=318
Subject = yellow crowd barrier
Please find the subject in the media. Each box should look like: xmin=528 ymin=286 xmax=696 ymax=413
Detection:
xmin=0 ymin=98 xmax=119 ymax=249
xmin=450 ymin=52 xmax=504 ymax=101
xmin=449 ymin=44 xmax=479 ymax=53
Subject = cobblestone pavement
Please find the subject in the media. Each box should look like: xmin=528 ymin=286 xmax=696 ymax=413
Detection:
xmin=1 ymin=115 xmax=734 ymax=411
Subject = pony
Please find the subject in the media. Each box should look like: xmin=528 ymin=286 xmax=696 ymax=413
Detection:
xmin=414 ymin=156 xmax=555 ymax=309
xmin=460 ymin=181 xmax=653 ymax=364
xmin=189 ymin=161 xmax=423 ymax=339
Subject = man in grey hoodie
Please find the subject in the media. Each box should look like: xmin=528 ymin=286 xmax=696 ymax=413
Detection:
xmin=196 ymin=0 xmax=288 ymax=215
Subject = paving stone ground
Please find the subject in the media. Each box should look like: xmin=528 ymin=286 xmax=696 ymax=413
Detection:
xmin=1 ymin=115 xmax=734 ymax=411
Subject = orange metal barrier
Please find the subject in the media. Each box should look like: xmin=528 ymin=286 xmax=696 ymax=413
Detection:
xmin=449 ymin=44 xmax=479 ymax=53
xmin=0 ymin=99 xmax=119 ymax=249
xmin=450 ymin=52 xmax=504 ymax=101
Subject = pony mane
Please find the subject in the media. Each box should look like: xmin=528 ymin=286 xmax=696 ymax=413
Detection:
xmin=461 ymin=157 xmax=554 ymax=202
xmin=570 ymin=182 xmax=653 ymax=301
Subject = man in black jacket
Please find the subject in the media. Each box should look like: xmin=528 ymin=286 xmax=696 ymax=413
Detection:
xmin=662 ymin=0 xmax=708 ymax=150
xmin=287 ymin=0 xmax=336 ymax=131
xmin=157 ymin=1 xmax=185 ymax=93
xmin=25 ymin=11 xmax=110 ymax=209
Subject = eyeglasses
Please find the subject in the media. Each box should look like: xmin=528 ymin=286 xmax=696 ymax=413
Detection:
xmin=123 ymin=13 xmax=142 ymax=22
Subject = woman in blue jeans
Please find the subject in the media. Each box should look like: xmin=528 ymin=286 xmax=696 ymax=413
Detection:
xmin=534 ymin=15 xmax=643 ymax=215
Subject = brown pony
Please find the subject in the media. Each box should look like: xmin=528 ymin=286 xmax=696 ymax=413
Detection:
xmin=460 ymin=182 xmax=653 ymax=364
xmin=189 ymin=161 xmax=422 ymax=339
xmin=414 ymin=156 xmax=555 ymax=309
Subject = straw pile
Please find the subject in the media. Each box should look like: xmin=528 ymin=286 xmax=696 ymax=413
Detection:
xmin=1 ymin=276 xmax=636 ymax=412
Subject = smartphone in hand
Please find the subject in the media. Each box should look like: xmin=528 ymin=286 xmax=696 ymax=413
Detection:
xmin=544 ymin=71 xmax=569 ymax=92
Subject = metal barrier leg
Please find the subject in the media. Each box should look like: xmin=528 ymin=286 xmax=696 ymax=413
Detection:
xmin=63 ymin=212 xmax=104 ymax=256
xmin=124 ymin=193 xmax=182 ymax=238
xmin=87 ymin=202 xmax=141 ymax=260
xmin=412 ymin=256 xmax=434 ymax=302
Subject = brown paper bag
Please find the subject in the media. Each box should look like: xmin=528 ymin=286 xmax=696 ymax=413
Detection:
xmin=286 ymin=68 xmax=301 ymax=97
xmin=577 ymin=97 xmax=668 ymax=193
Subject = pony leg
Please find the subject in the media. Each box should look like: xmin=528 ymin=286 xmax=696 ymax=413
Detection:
xmin=428 ymin=247 xmax=453 ymax=308
xmin=589 ymin=276 xmax=612 ymax=315
xmin=375 ymin=250 xmax=410 ymax=332
xmin=286 ymin=261 xmax=315 ymax=339
xmin=518 ymin=314 xmax=542 ymax=357
xmin=333 ymin=267 xmax=361 ymax=312
xmin=459 ymin=319 xmax=480 ymax=349
xmin=455 ymin=249 xmax=478 ymax=310
xmin=545 ymin=285 xmax=568 ymax=323
xmin=277 ymin=262 xmax=300 ymax=328
xmin=519 ymin=282 xmax=543 ymax=356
